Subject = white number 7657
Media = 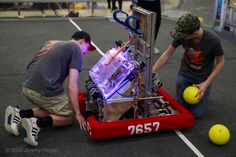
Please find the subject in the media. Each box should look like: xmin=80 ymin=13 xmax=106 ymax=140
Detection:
xmin=128 ymin=122 xmax=160 ymax=135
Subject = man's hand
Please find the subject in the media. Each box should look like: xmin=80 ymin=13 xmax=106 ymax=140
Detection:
xmin=194 ymin=81 xmax=209 ymax=99
xmin=76 ymin=113 xmax=90 ymax=132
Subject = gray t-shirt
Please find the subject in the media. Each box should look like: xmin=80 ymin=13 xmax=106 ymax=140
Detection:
xmin=23 ymin=40 xmax=83 ymax=97
xmin=172 ymin=29 xmax=224 ymax=80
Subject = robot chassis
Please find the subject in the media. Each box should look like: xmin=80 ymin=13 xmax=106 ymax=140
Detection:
xmin=79 ymin=7 xmax=195 ymax=140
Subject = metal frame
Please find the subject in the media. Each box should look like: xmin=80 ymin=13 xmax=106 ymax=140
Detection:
xmin=225 ymin=5 xmax=236 ymax=36
xmin=100 ymin=7 xmax=157 ymax=121
xmin=132 ymin=6 xmax=156 ymax=97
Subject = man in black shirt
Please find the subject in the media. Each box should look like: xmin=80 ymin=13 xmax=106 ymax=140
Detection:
xmin=152 ymin=13 xmax=224 ymax=118
xmin=5 ymin=31 xmax=96 ymax=146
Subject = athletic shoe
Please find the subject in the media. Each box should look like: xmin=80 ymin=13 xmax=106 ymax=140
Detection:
xmin=5 ymin=106 xmax=22 ymax=136
xmin=153 ymin=47 xmax=160 ymax=54
xmin=22 ymin=118 xmax=40 ymax=147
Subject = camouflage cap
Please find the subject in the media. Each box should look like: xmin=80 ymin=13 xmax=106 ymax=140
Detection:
xmin=171 ymin=13 xmax=200 ymax=40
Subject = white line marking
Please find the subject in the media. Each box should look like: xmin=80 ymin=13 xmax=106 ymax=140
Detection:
xmin=68 ymin=17 xmax=204 ymax=157
xmin=175 ymin=130 xmax=204 ymax=157
xmin=68 ymin=18 xmax=105 ymax=56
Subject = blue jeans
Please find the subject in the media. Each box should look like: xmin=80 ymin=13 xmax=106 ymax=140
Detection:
xmin=176 ymin=73 xmax=211 ymax=118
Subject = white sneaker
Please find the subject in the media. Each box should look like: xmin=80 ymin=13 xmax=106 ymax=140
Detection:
xmin=153 ymin=47 xmax=160 ymax=54
xmin=5 ymin=106 xmax=22 ymax=136
xmin=22 ymin=118 xmax=40 ymax=147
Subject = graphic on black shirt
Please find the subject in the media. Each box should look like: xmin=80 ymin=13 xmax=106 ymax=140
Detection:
xmin=172 ymin=29 xmax=224 ymax=80
xmin=184 ymin=47 xmax=204 ymax=70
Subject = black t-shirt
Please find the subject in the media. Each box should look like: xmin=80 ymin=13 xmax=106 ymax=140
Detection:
xmin=23 ymin=40 xmax=83 ymax=97
xmin=172 ymin=29 xmax=224 ymax=80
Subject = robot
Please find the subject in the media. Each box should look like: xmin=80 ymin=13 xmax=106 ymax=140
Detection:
xmin=79 ymin=7 xmax=195 ymax=140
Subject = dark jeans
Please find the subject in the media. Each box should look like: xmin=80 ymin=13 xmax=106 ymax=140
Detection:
xmin=176 ymin=73 xmax=211 ymax=118
xmin=112 ymin=0 xmax=122 ymax=10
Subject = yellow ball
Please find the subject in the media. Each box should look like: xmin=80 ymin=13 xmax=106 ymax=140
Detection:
xmin=183 ymin=86 xmax=200 ymax=105
xmin=208 ymin=124 xmax=230 ymax=145
xmin=198 ymin=17 xmax=204 ymax=25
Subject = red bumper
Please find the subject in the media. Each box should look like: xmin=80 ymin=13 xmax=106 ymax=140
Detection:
xmin=79 ymin=88 xmax=195 ymax=141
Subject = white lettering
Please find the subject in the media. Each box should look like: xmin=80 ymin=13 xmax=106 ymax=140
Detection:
xmin=128 ymin=122 xmax=160 ymax=135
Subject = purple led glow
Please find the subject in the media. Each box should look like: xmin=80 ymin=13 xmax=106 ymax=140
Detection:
xmin=89 ymin=48 xmax=136 ymax=98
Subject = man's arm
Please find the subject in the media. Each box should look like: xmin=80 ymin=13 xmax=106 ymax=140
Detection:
xmin=195 ymin=55 xmax=225 ymax=98
xmin=68 ymin=68 xmax=88 ymax=131
xmin=152 ymin=44 xmax=176 ymax=73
